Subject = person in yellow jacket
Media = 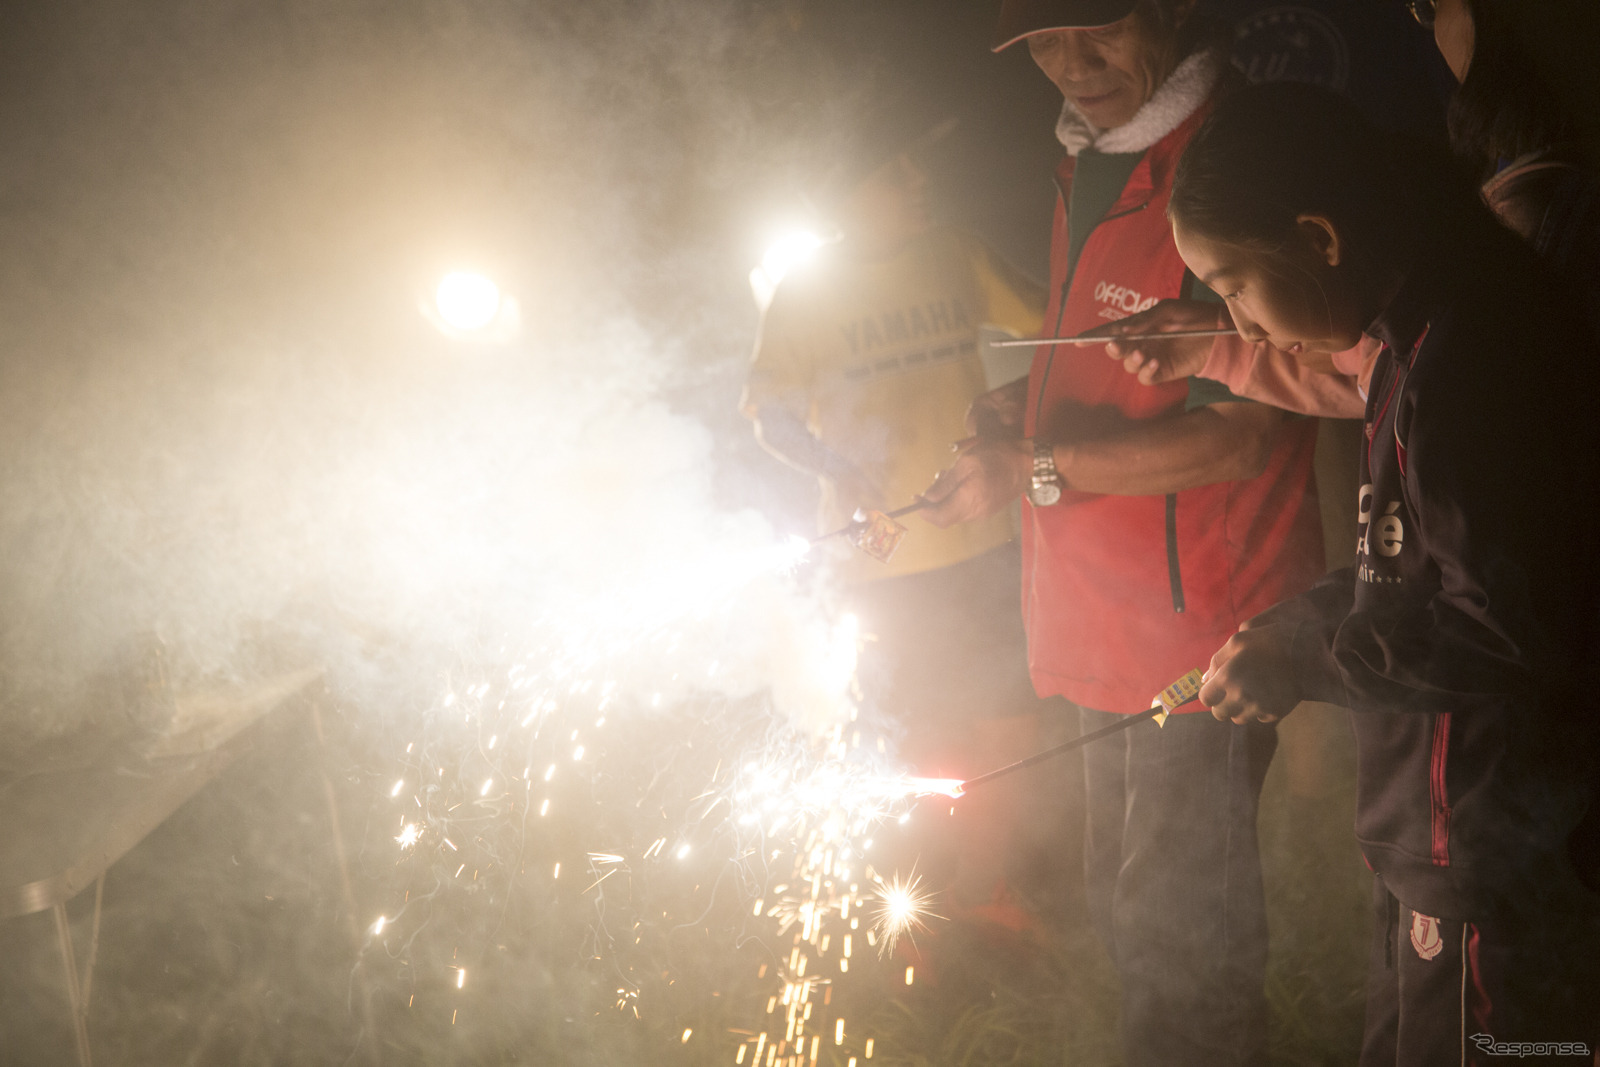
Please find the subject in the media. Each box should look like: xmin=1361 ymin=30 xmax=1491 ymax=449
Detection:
xmin=742 ymin=108 xmax=1054 ymax=922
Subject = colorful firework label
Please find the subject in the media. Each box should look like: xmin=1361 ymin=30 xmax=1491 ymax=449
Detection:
xmin=1150 ymin=668 xmax=1205 ymax=726
xmin=850 ymin=510 xmax=908 ymax=564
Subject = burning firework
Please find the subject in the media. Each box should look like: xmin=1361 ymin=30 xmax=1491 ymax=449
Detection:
xmin=870 ymin=868 xmax=942 ymax=959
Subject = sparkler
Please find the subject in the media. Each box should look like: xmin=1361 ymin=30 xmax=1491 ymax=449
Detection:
xmin=869 ymin=868 xmax=941 ymax=958
xmin=358 ymin=504 xmax=909 ymax=1063
xmin=811 ymin=500 xmax=928 ymax=547
xmin=987 ymin=327 xmax=1239 ymax=348
xmin=952 ymin=669 xmax=1206 ymax=795
xmin=811 ymin=500 xmax=929 ymax=565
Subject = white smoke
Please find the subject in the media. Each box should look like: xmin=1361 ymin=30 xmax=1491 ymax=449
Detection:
xmin=0 ymin=0 xmax=856 ymax=739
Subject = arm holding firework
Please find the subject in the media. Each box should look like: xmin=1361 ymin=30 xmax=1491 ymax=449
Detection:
xmin=748 ymin=403 xmax=886 ymax=513
xmin=919 ymin=400 xmax=1290 ymax=527
xmin=1103 ymin=299 xmax=1375 ymax=419
xmin=908 ymin=375 xmax=1032 ymax=525
xmin=1099 ymin=298 xmax=1228 ymax=385
xmin=1201 ymin=572 xmax=1353 ymax=726
xmin=964 ymin=374 xmax=1028 ymax=440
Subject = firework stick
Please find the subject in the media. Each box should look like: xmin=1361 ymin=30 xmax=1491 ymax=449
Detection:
xmin=811 ymin=498 xmax=930 ymax=545
xmin=955 ymin=669 xmax=1206 ymax=793
xmin=986 ymin=327 xmax=1238 ymax=348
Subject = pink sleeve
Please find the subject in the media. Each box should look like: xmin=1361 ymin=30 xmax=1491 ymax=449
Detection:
xmin=1197 ymin=333 xmax=1373 ymax=419
xmin=1332 ymin=335 xmax=1381 ymax=403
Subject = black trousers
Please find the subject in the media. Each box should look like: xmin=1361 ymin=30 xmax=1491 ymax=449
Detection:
xmin=1361 ymin=872 xmax=1600 ymax=1067
xmin=1081 ymin=704 xmax=1277 ymax=1067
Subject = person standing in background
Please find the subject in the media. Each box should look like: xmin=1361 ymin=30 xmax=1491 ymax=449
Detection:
xmin=741 ymin=98 xmax=1052 ymax=922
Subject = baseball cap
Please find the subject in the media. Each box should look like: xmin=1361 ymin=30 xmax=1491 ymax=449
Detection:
xmin=992 ymin=0 xmax=1139 ymax=51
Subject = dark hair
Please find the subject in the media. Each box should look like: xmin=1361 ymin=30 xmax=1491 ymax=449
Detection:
xmin=1448 ymin=0 xmax=1572 ymax=166
xmin=1170 ymin=82 xmax=1488 ymax=274
xmin=1139 ymin=0 xmax=1228 ymax=67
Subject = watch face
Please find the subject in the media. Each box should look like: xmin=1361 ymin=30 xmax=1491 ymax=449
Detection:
xmin=1030 ymin=482 xmax=1062 ymax=507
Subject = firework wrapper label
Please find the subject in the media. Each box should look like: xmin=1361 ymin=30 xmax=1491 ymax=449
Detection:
xmin=1150 ymin=668 xmax=1204 ymax=727
xmin=851 ymin=510 xmax=908 ymax=564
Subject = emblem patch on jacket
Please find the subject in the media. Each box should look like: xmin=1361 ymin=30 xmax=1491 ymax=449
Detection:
xmin=1410 ymin=910 xmax=1444 ymax=961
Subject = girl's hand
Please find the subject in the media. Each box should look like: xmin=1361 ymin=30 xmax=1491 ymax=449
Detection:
xmin=1199 ymin=621 xmax=1302 ymax=725
xmin=1101 ymin=299 xmax=1230 ymax=385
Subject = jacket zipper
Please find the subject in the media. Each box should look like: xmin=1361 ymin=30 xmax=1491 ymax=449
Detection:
xmin=1165 ymin=493 xmax=1185 ymax=613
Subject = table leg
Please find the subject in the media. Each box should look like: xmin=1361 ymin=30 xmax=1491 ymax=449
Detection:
xmin=53 ymin=900 xmax=93 ymax=1067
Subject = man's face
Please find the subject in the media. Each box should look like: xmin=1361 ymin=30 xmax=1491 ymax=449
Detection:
xmin=1024 ymin=5 xmax=1187 ymax=130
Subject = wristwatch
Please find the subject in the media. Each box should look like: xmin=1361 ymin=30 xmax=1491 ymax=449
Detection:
xmin=1028 ymin=439 xmax=1062 ymax=507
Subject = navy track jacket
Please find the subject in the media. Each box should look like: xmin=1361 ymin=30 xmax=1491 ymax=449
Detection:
xmin=1259 ymin=227 xmax=1600 ymax=920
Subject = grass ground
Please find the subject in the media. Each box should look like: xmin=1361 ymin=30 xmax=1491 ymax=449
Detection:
xmin=0 ymin=701 xmax=1369 ymax=1065
xmin=853 ymin=703 xmax=1369 ymax=1067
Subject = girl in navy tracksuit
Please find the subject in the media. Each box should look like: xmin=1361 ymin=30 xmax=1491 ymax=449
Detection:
xmin=1169 ymin=83 xmax=1600 ymax=1065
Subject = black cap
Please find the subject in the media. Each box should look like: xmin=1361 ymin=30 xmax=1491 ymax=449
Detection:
xmin=992 ymin=0 xmax=1139 ymax=51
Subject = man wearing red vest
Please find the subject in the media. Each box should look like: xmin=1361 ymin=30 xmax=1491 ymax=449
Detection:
xmin=921 ymin=2 xmax=1324 ymax=1063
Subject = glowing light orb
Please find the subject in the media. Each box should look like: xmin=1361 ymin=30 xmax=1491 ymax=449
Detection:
xmin=750 ymin=229 xmax=828 ymax=309
xmin=761 ymin=230 xmax=825 ymax=284
xmin=435 ymin=271 xmax=501 ymax=331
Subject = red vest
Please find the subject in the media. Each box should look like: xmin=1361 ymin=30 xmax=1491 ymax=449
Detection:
xmin=1021 ymin=101 xmax=1324 ymax=713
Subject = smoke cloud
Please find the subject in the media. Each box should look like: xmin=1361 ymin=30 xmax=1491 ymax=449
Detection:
xmin=0 ymin=0 xmax=862 ymax=739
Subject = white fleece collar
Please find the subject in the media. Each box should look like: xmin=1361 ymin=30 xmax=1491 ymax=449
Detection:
xmin=1056 ymin=47 xmax=1227 ymax=157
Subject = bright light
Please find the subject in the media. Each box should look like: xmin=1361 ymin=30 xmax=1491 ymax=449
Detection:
xmin=762 ymin=230 xmax=825 ymax=283
xmin=871 ymin=869 xmax=941 ymax=958
xmin=902 ymin=776 xmax=966 ymax=799
xmin=435 ymin=271 xmax=501 ymax=331
xmin=749 ymin=229 xmax=827 ymax=309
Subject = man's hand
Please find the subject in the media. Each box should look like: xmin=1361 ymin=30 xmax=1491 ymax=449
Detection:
xmin=1100 ymin=299 xmax=1230 ymax=386
xmin=1199 ymin=621 xmax=1302 ymax=725
xmin=920 ymin=437 xmax=1032 ymax=527
xmin=965 ymin=376 xmax=1029 ymax=439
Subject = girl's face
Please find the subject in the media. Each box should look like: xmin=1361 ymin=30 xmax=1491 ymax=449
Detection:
xmin=1172 ymin=217 xmax=1369 ymax=366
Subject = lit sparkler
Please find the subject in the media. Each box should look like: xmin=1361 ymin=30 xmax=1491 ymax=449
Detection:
xmin=360 ymin=488 xmax=936 ymax=1064
xmin=898 ymin=776 xmax=966 ymax=800
xmin=870 ymin=868 xmax=941 ymax=958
